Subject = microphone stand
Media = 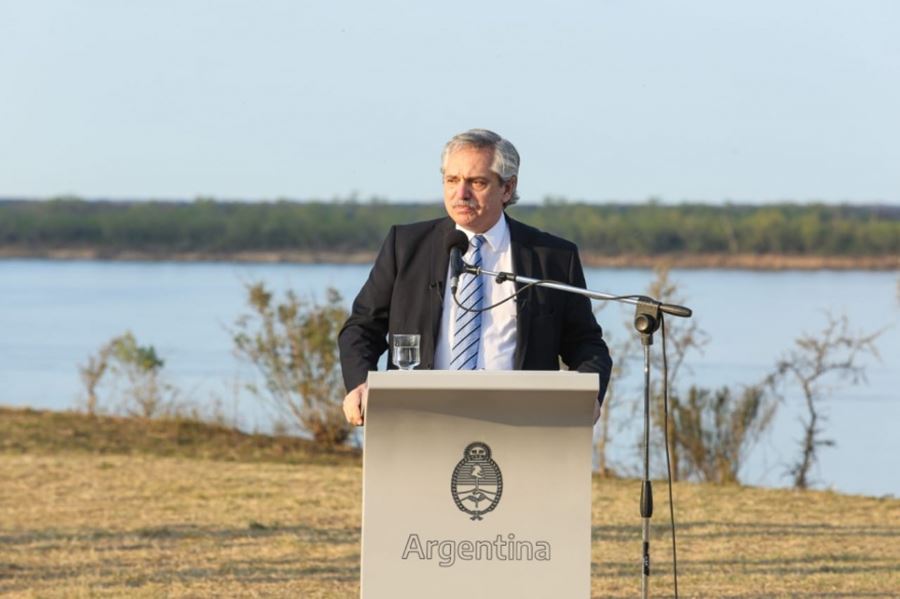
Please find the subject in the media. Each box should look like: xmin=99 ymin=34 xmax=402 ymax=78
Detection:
xmin=464 ymin=264 xmax=691 ymax=599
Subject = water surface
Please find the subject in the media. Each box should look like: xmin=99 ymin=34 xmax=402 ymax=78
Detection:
xmin=1 ymin=260 xmax=897 ymax=496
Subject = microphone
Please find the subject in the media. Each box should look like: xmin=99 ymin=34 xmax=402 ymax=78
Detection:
xmin=660 ymin=302 xmax=692 ymax=318
xmin=444 ymin=229 xmax=469 ymax=296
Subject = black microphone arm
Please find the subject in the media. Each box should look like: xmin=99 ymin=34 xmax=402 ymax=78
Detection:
xmin=462 ymin=264 xmax=692 ymax=318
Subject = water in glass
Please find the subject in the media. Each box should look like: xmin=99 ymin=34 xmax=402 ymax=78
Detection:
xmin=392 ymin=334 xmax=421 ymax=370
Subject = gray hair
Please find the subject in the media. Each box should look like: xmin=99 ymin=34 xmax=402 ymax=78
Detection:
xmin=441 ymin=129 xmax=520 ymax=206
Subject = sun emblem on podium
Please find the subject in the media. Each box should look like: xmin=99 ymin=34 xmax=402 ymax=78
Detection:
xmin=451 ymin=442 xmax=503 ymax=521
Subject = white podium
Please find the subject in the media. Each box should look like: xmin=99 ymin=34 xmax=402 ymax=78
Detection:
xmin=360 ymin=370 xmax=597 ymax=598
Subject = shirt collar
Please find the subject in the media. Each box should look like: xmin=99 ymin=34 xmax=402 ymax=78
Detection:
xmin=456 ymin=214 xmax=508 ymax=252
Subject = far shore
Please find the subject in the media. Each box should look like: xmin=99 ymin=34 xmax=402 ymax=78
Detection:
xmin=1 ymin=247 xmax=898 ymax=270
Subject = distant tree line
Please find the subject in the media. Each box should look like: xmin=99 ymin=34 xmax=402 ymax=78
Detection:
xmin=1 ymin=197 xmax=898 ymax=256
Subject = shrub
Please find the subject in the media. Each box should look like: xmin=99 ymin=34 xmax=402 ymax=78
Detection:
xmin=233 ymin=283 xmax=351 ymax=447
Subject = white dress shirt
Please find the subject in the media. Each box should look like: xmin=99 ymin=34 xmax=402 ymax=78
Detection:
xmin=434 ymin=215 xmax=518 ymax=370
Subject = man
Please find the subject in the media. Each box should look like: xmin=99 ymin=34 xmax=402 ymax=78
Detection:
xmin=339 ymin=129 xmax=611 ymax=425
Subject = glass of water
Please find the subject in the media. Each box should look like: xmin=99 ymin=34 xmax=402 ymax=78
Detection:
xmin=392 ymin=334 xmax=421 ymax=370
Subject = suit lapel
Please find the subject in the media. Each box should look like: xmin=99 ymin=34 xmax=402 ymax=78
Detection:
xmin=428 ymin=218 xmax=455 ymax=357
xmin=509 ymin=216 xmax=535 ymax=370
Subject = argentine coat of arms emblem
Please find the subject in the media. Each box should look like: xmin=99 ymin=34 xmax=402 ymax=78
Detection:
xmin=451 ymin=441 xmax=503 ymax=521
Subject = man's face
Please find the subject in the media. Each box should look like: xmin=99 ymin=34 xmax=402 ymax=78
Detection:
xmin=442 ymin=146 xmax=515 ymax=233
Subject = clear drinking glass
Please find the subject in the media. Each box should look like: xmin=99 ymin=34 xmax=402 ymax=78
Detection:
xmin=392 ymin=334 xmax=421 ymax=370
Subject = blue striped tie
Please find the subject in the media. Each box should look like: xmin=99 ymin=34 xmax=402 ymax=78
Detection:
xmin=450 ymin=235 xmax=485 ymax=370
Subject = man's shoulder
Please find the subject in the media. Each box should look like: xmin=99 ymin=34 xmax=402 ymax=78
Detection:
xmin=388 ymin=216 xmax=451 ymax=246
xmin=507 ymin=216 xmax=579 ymax=254
xmin=393 ymin=216 xmax=450 ymax=235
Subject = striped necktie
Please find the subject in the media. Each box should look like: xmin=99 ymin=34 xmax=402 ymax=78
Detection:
xmin=450 ymin=234 xmax=485 ymax=370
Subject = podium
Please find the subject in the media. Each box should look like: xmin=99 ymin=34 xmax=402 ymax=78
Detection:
xmin=360 ymin=370 xmax=597 ymax=598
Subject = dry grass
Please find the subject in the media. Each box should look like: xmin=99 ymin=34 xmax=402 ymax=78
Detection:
xmin=591 ymin=482 xmax=900 ymax=598
xmin=0 ymin=453 xmax=360 ymax=597
xmin=0 ymin=407 xmax=359 ymax=465
xmin=1 ymin=409 xmax=898 ymax=597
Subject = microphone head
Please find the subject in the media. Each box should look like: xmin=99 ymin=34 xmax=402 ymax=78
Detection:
xmin=444 ymin=229 xmax=469 ymax=255
xmin=444 ymin=229 xmax=468 ymax=291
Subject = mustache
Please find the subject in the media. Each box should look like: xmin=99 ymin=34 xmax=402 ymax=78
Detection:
xmin=452 ymin=200 xmax=477 ymax=209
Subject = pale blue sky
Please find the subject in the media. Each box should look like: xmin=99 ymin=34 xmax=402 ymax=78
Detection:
xmin=1 ymin=1 xmax=898 ymax=203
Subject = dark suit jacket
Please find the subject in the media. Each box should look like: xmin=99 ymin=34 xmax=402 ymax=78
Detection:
xmin=338 ymin=214 xmax=612 ymax=402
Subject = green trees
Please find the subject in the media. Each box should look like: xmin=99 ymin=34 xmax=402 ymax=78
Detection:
xmin=2 ymin=198 xmax=897 ymax=258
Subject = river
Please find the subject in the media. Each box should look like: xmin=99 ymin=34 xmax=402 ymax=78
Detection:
xmin=1 ymin=260 xmax=897 ymax=496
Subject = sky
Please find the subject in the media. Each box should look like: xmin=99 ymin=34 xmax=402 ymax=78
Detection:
xmin=1 ymin=1 xmax=898 ymax=204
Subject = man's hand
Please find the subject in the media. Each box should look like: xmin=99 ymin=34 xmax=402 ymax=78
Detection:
xmin=343 ymin=382 xmax=368 ymax=426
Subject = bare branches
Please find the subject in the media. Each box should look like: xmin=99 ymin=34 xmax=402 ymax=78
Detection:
xmin=770 ymin=313 xmax=882 ymax=489
xmin=647 ymin=266 xmax=709 ymax=386
xmin=624 ymin=266 xmax=776 ymax=484
xmin=647 ymin=266 xmax=710 ymax=481
xmin=78 ymin=342 xmax=113 ymax=415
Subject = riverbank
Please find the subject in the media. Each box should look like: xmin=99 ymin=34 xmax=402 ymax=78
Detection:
xmin=2 ymin=247 xmax=898 ymax=270
xmin=0 ymin=406 xmax=360 ymax=464
xmin=1 ymin=407 xmax=899 ymax=597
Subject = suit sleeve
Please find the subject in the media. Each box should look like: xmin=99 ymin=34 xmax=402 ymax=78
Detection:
xmin=338 ymin=226 xmax=398 ymax=391
xmin=559 ymin=248 xmax=613 ymax=404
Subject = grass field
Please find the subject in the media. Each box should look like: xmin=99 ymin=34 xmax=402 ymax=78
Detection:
xmin=1 ymin=408 xmax=898 ymax=598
